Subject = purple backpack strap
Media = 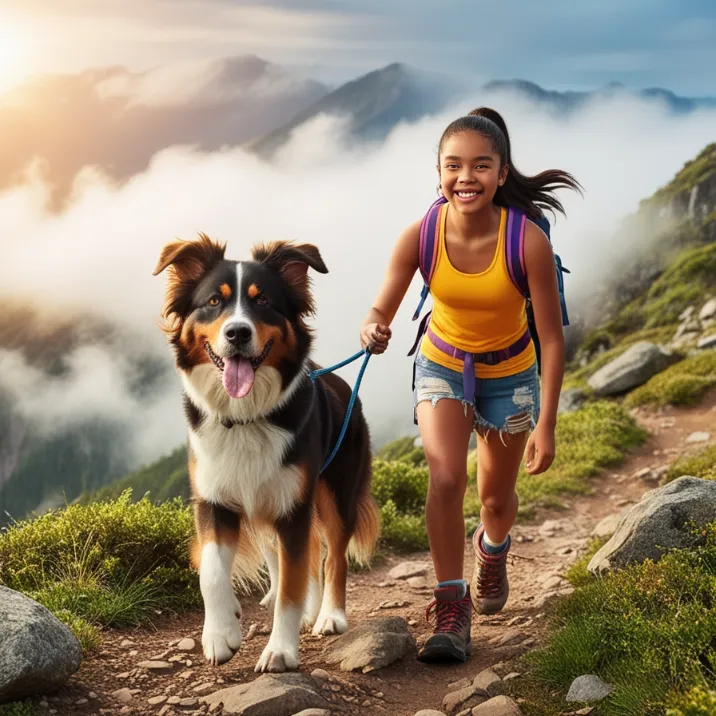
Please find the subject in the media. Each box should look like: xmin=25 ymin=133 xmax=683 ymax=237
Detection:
xmin=505 ymin=207 xmax=529 ymax=299
xmin=418 ymin=196 xmax=447 ymax=284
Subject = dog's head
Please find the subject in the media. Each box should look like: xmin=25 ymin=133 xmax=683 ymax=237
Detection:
xmin=154 ymin=235 xmax=327 ymax=406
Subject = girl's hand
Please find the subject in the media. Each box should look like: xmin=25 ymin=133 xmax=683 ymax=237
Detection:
xmin=524 ymin=420 xmax=555 ymax=475
xmin=360 ymin=323 xmax=392 ymax=354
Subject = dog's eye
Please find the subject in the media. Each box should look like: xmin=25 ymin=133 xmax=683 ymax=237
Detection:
xmin=255 ymin=294 xmax=268 ymax=307
xmin=208 ymin=295 xmax=221 ymax=307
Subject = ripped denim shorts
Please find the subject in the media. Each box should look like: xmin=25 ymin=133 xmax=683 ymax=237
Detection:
xmin=413 ymin=351 xmax=541 ymax=441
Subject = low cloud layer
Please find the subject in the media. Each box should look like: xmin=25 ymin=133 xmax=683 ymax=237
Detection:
xmin=2 ymin=90 xmax=715 ymax=466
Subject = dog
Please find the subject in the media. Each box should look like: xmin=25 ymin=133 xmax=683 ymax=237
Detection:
xmin=153 ymin=235 xmax=380 ymax=673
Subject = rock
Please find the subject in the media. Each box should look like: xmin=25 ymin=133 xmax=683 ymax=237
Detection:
xmin=176 ymin=638 xmax=197 ymax=652
xmin=697 ymin=334 xmax=716 ymax=350
xmin=591 ymin=513 xmax=622 ymax=538
xmin=322 ymin=617 xmax=415 ymax=673
xmin=414 ymin=712 xmax=447 ymax=716
xmin=0 ymin=586 xmax=83 ymax=702
xmin=388 ymin=561 xmax=431 ymax=580
xmin=575 ymin=709 xmax=595 ymax=715
xmin=699 ymin=298 xmax=716 ymax=321
xmin=292 ymin=710 xmax=332 ymax=716
xmin=558 ymin=388 xmax=586 ymax=414
xmin=589 ymin=477 xmax=716 ymax=574
xmin=565 ymin=675 xmax=614 ymax=703
xmin=448 ymin=678 xmax=473 ymax=692
xmin=542 ymin=576 xmax=563 ymax=590
xmin=685 ymin=431 xmax=710 ymax=443
xmin=503 ymin=673 xmax=521 ymax=681
xmin=309 ymin=669 xmax=330 ymax=682
xmin=138 ymin=660 xmax=174 ymax=673
xmin=201 ymin=673 xmax=328 ymax=715
xmin=179 ymin=697 xmax=199 ymax=707
xmin=148 ymin=695 xmax=168 ymax=705
xmin=120 ymin=639 xmax=134 ymax=648
xmin=497 ymin=629 xmax=524 ymax=647
xmin=472 ymin=669 xmax=504 ymax=696
xmin=587 ymin=342 xmax=680 ymax=397
xmin=407 ymin=576 xmax=429 ymax=589
xmin=539 ymin=520 xmax=562 ymax=535
xmin=443 ymin=685 xmax=489 ymax=714
xmin=112 ymin=688 xmax=134 ymax=704
xmin=679 ymin=306 xmax=695 ymax=321
xmin=470 ymin=695 xmax=522 ymax=715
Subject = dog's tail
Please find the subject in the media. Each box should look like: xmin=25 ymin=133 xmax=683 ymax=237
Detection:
xmin=348 ymin=490 xmax=381 ymax=566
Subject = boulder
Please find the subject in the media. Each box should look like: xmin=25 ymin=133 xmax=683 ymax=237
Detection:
xmin=201 ymin=673 xmax=327 ymax=715
xmin=558 ymin=389 xmax=587 ymax=414
xmin=565 ymin=675 xmax=613 ymax=703
xmin=322 ymin=617 xmax=415 ymax=673
xmin=587 ymin=342 xmax=680 ymax=396
xmin=0 ymin=586 xmax=82 ymax=703
xmin=588 ymin=477 xmax=716 ymax=574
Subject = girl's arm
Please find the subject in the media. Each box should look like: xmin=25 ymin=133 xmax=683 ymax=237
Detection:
xmin=360 ymin=219 xmax=421 ymax=353
xmin=522 ymin=220 xmax=565 ymax=474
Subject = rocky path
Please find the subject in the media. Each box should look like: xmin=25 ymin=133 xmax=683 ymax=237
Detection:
xmin=37 ymin=394 xmax=716 ymax=716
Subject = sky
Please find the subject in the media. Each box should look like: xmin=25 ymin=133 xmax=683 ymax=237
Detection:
xmin=1 ymin=0 xmax=716 ymax=94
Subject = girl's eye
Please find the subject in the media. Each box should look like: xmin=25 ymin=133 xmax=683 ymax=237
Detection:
xmin=256 ymin=294 xmax=268 ymax=307
xmin=208 ymin=295 xmax=221 ymax=307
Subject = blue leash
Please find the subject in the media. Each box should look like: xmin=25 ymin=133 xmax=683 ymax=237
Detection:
xmin=308 ymin=348 xmax=371 ymax=472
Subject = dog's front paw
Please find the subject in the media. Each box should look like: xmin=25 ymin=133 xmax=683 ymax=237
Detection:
xmin=312 ymin=608 xmax=348 ymax=636
xmin=254 ymin=642 xmax=299 ymax=673
xmin=202 ymin=618 xmax=243 ymax=666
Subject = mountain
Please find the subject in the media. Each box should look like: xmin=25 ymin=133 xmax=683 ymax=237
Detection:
xmin=483 ymin=79 xmax=716 ymax=115
xmin=0 ymin=55 xmax=328 ymax=205
xmin=247 ymin=63 xmax=463 ymax=157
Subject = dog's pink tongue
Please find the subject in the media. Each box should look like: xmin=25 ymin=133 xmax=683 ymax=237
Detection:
xmin=223 ymin=356 xmax=255 ymax=399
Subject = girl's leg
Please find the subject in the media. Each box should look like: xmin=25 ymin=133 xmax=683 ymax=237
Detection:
xmin=415 ymin=397 xmax=474 ymax=663
xmin=470 ymin=427 xmax=529 ymax=614
xmin=417 ymin=398 xmax=475 ymax=582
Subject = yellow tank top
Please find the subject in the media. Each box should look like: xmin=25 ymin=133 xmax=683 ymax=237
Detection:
xmin=419 ymin=205 xmax=536 ymax=379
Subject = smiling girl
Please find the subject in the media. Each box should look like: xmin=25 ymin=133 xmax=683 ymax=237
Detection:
xmin=359 ymin=107 xmax=581 ymax=663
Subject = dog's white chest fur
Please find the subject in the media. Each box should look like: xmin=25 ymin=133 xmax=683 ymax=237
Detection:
xmin=190 ymin=417 xmax=301 ymax=520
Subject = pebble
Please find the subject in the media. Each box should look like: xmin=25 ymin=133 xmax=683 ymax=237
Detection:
xmin=542 ymin=576 xmax=563 ymax=590
xmin=388 ymin=561 xmax=431 ymax=580
xmin=177 ymin=638 xmax=196 ymax=652
xmin=408 ymin=618 xmax=418 ymax=626
xmin=148 ymin=695 xmax=168 ymax=706
xmin=168 ymin=696 xmax=182 ymax=704
xmin=138 ymin=660 xmax=174 ymax=673
xmin=311 ymin=668 xmax=331 ymax=681
xmin=686 ymin=431 xmax=710 ymax=443
xmin=120 ymin=639 xmax=134 ymax=648
xmin=245 ymin=623 xmax=258 ymax=640
xmin=503 ymin=672 xmax=521 ymax=681
xmin=88 ymin=692 xmax=98 ymax=699
xmin=111 ymin=688 xmax=133 ymax=704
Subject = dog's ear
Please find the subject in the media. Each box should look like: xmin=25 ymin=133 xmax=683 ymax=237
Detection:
xmin=252 ymin=241 xmax=327 ymax=314
xmin=153 ymin=234 xmax=226 ymax=279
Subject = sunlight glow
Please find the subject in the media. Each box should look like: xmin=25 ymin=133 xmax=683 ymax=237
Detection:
xmin=0 ymin=21 xmax=30 ymax=94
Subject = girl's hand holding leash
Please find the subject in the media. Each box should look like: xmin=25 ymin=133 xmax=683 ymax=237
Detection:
xmin=361 ymin=323 xmax=392 ymax=354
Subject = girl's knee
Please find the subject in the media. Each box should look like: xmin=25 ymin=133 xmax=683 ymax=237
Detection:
xmin=428 ymin=468 xmax=467 ymax=502
xmin=481 ymin=492 xmax=518 ymax=518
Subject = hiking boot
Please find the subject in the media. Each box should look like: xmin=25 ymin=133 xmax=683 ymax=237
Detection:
xmin=470 ymin=524 xmax=510 ymax=614
xmin=416 ymin=583 xmax=473 ymax=663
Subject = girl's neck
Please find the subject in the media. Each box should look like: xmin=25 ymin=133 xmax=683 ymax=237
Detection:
xmin=447 ymin=202 xmax=502 ymax=240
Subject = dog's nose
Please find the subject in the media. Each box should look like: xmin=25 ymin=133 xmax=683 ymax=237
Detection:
xmin=224 ymin=322 xmax=253 ymax=347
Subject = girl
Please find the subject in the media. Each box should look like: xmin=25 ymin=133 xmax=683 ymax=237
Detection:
xmin=360 ymin=107 xmax=581 ymax=663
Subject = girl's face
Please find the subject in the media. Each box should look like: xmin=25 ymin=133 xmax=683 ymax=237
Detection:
xmin=438 ymin=131 xmax=508 ymax=216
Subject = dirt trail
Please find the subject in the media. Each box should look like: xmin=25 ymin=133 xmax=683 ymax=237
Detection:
xmin=42 ymin=394 xmax=716 ymax=716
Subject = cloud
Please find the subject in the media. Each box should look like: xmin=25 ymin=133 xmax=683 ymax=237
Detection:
xmin=2 ymin=90 xmax=716 ymax=459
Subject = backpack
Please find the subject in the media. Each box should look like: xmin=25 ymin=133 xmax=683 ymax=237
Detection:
xmin=407 ymin=197 xmax=570 ymax=379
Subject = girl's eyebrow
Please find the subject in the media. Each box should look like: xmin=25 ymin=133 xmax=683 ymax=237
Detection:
xmin=443 ymin=155 xmax=494 ymax=161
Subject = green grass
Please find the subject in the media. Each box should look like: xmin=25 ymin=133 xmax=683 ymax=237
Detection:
xmin=563 ymin=535 xmax=610 ymax=588
xmin=651 ymin=143 xmax=716 ymax=204
xmin=0 ymin=703 xmax=36 ymax=716
xmin=510 ymin=521 xmax=716 ymax=716
xmin=0 ymin=491 xmax=201 ymax=651
xmin=374 ymin=401 xmax=646 ymax=551
xmin=624 ymin=350 xmax=716 ymax=408
xmin=666 ymin=445 xmax=716 ymax=484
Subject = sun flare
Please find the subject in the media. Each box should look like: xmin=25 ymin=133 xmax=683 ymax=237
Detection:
xmin=0 ymin=21 xmax=30 ymax=94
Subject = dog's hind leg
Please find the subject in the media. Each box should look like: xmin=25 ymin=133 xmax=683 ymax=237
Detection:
xmin=259 ymin=540 xmax=279 ymax=609
xmin=193 ymin=500 xmax=243 ymax=666
xmin=255 ymin=504 xmax=314 ymax=673
xmin=312 ymin=485 xmax=350 ymax=636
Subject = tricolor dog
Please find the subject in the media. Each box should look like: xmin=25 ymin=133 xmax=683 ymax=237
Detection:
xmin=153 ymin=235 xmax=379 ymax=673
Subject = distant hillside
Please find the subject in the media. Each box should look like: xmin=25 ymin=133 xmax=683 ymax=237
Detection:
xmin=248 ymin=62 xmax=462 ymax=157
xmin=0 ymin=54 xmax=328 ymax=205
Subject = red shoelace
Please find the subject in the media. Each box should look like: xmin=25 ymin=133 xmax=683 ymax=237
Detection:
xmin=476 ymin=552 xmax=505 ymax=597
xmin=425 ymin=597 xmax=472 ymax=634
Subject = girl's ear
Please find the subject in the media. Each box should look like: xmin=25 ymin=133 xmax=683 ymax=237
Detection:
xmin=499 ymin=164 xmax=509 ymax=187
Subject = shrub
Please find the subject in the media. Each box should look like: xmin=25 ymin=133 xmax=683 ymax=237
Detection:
xmin=666 ymin=685 xmax=716 ymax=715
xmin=625 ymin=350 xmax=716 ymax=408
xmin=666 ymin=445 xmax=716 ymax=484
xmin=0 ymin=491 xmax=200 ymax=650
xmin=513 ymin=522 xmax=716 ymax=715
xmin=376 ymin=436 xmax=426 ymax=466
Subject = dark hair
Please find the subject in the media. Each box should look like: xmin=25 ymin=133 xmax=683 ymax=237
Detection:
xmin=438 ymin=107 xmax=582 ymax=219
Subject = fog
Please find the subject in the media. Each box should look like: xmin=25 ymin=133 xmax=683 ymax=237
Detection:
xmin=1 ymin=90 xmax=715 ymax=466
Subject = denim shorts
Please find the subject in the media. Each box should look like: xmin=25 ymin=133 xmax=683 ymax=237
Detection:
xmin=413 ymin=351 xmax=541 ymax=440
